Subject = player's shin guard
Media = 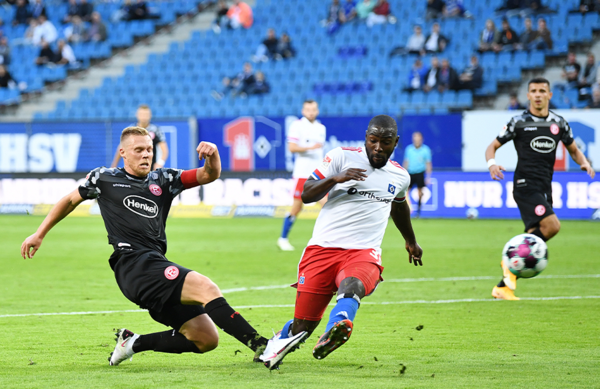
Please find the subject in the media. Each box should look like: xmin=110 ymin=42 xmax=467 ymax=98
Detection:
xmin=204 ymin=297 xmax=267 ymax=352
xmin=279 ymin=319 xmax=294 ymax=339
xmin=325 ymin=294 xmax=360 ymax=332
xmin=280 ymin=214 xmax=296 ymax=239
xmin=132 ymin=330 xmax=201 ymax=354
xmin=530 ymin=227 xmax=548 ymax=242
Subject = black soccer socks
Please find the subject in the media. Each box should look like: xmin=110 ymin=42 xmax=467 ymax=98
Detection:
xmin=133 ymin=330 xmax=201 ymax=354
xmin=204 ymin=297 xmax=267 ymax=351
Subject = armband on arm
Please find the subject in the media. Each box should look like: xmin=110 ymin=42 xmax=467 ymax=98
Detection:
xmin=181 ymin=169 xmax=200 ymax=189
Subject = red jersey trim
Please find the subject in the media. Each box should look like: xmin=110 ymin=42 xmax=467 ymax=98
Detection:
xmin=389 ymin=160 xmax=406 ymax=170
xmin=181 ymin=169 xmax=200 ymax=189
xmin=311 ymin=169 xmax=325 ymax=180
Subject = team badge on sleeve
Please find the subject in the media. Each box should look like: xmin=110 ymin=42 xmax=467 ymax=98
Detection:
xmin=388 ymin=184 xmax=396 ymax=194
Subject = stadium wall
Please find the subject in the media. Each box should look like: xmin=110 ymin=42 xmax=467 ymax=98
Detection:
xmin=1 ymin=113 xmax=598 ymax=220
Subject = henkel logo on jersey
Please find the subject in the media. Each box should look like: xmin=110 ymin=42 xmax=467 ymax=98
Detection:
xmin=123 ymin=195 xmax=159 ymax=218
xmin=530 ymin=136 xmax=556 ymax=153
xmin=224 ymin=117 xmax=255 ymax=171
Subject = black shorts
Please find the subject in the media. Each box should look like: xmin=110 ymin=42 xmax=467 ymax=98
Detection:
xmin=513 ymin=187 xmax=555 ymax=231
xmin=409 ymin=172 xmax=426 ymax=189
xmin=110 ymin=249 xmax=205 ymax=330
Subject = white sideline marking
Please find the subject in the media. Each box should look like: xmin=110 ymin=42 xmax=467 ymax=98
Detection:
xmin=219 ymin=274 xmax=600 ymax=293
xmin=1 ymin=296 xmax=600 ymax=319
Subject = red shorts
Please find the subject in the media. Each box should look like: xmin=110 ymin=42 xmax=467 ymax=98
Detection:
xmin=292 ymin=245 xmax=384 ymax=321
xmin=293 ymin=178 xmax=307 ymax=199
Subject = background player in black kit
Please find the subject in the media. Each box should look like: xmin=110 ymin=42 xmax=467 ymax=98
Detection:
xmin=21 ymin=126 xmax=267 ymax=365
xmin=485 ymin=77 xmax=595 ymax=300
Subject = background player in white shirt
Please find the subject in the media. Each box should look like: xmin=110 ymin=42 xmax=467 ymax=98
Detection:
xmin=261 ymin=115 xmax=424 ymax=369
xmin=278 ymin=100 xmax=327 ymax=251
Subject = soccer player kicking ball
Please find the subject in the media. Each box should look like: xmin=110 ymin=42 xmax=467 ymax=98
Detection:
xmin=21 ymin=127 xmax=268 ymax=365
xmin=260 ymin=115 xmax=423 ymax=369
xmin=485 ymin=77 xmax=595 ymax=301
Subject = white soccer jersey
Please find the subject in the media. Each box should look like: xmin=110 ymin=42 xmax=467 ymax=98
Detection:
xmin=288 ymin=117 xmax=327 ymax=178
xmin=307 ymin=146 xmax=410 ymax=250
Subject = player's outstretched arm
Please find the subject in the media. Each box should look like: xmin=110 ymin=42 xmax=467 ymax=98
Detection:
xmin=390 ymin=201 xmax=423 ymax=266
xmin=566 ymin=142 xmax=595 ymax=179
xmin=485 ymin=139 xmax=506 ymax=181
xmin=301 ymin=168 xmax=367 ymax=203
xmin=21 ymin=189 xmax=85 ymax=259
xmin=195 ymin=141 xmax=222 ymax=185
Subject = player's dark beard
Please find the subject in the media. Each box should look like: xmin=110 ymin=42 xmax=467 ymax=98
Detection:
xmin=365 ymin=144 xmax=389 ymax=169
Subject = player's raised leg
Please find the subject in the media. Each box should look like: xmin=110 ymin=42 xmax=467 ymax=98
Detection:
xmin=180 ymin=271 xmax=268 ymax=358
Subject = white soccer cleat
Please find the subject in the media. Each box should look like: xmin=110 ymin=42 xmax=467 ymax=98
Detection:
xmin=109 ymin=328 xmax=139 ymax=366
xmin=277 ymin=238 xmax=295 ymax=251
xmin=259 ymin=330 xmax=309 ymax=370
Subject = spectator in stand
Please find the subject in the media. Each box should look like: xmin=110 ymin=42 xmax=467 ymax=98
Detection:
xmin=226 ymin=1 xmax=253 ymax=30
xmin=17 ymin=19 xmax=38 ymax=46
xmin=63 ymin=0 xmax=79 ymax=24
xmin=64 ymin=15 xmax=86 ymax=43
xmin=437 ymin=59 xmax=458 ymax=92
xmin=13 ymin=0 xmax=31 ymax=26
xmin=405 ymin=58 xmax=427 ymax=92
xmin=0 ymin=37 xmax=11 ymax=65
xmin=88 ymin=12 xmax=107 ymax=42
xmin=444 ymin=0 xmax=468 ymax=18
xmin=423 ymin=56 xmax=440 ymax=93
xmin=528 ymin=17 xmax=552 ymax=50
xmin=518 ymin=17 xmax=536 ymax=49
xmin=579 ymin=53 xmax=597 ymax=87
xmin=479 ymin=19 xmax=499 ymax=52
xmin=32 ymin=15 xmax=57 ymax=46
xmin=578 ymin=0 xmax=600 ymax=14
xmin=325 ymin=0 xmax=344 ymax=35
xmin=458 ymin=55 xmax=483 ymax=90
xmin=492 ymin=18 xmax=519 ymax=52
xmin=342 ymin=0 xmax=357 ymax=23
xmin=247 ymin=71 xmax=270 ymax=95
xmin=426 ymin=0 xmax=445 ymax=20
xmin=127 ymin=0 xmax=149 ymax=21
xmin=277 ymin=33 xmax=295 ymax=59
xmin=35 ymin=39 xmax=55 ymax=65
xmin=406 ymin=25 xmax=425 ymax=55
xmin=366 ymin=0 xmax=391 ymax=28
xmin=424 ymin=22 xmax=448 ymax=54
xmin=78 ymin=0 xmax=95 ymax=22
xmin=585 ymin=88 xmax=600 ymax=108
xmin=212 ymin=62 xmax=255 ymax=100
xmin=562 ymin=51 xmax=581 ymax=89
xmin=508 ymin=92 xmax=525 ymax=110
xmin=0 ymin=65 xmax=16 ymax=89
xmin=31 ymin=0 xmax=47 ymax=20
xmin=355 ymin=0 xmax=376 ymax=21
xmin=54 ymin=39 xmax=77 ymax=66
xmin=212 ymin=0 xmax=229 ymax=34
xmin=253 ymin=28 xmax=279 ymax=62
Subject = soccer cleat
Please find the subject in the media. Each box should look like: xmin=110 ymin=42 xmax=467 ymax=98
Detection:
xmin=492 ymin=286 xmax=520 ymax=301
xmin=501 ymin=260 xmax=518 ymax=290
xmin=259 ymin=330 xmax=309 ymax=370
xmin=277 ymin=237 xmax=295 ymax=251
xmin=109 ymin=329 xmax=139 ymax=366
xmin=313 ymin=319 xmax=353 ymax=360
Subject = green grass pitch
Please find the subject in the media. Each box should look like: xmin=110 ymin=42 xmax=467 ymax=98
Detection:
xmin=1 ymin=215 xmax=599 ymax=388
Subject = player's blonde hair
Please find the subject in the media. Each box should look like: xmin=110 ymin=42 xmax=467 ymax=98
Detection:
xmin=120 ymin=126 xmax=149 ymax=143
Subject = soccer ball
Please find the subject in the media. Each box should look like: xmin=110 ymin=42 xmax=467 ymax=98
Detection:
xmin=466 ymin=207 xmax=479 ymax=219
xmin=502 ymin=234 xmax=548 ymax=278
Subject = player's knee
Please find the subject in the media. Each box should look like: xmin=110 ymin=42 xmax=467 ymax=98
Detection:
xmin=188 ymin=272 xmax=223 ymax=302
xmin=542 ymin=217 xmax=561 ymax=237
xmin=337 ymin=277 xmax=366 ymax=299
xmin=188 ymin=332 xmax=219 ymax=353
